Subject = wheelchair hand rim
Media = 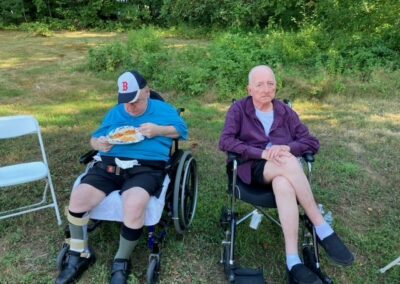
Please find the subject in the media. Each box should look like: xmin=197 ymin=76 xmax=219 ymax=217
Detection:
xmin=179 ymin=156 xmax=198 ymax=227
xmin=173 ymin=151 xmax=198 ymax=234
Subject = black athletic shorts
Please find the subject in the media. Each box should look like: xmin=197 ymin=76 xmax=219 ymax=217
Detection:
xmin=250 ymin=159 xmax=268 ymax=185
xmin=80 ymin=162 xmax=165 ymax=198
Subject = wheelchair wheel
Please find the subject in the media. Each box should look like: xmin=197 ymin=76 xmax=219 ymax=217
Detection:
xmin=56 ymin=243 xmax=70 ymax=272
xmin=146 ymin=256 xmax=160 ymax=284
xmin=172 ymin=151 xmax=199 ymax=234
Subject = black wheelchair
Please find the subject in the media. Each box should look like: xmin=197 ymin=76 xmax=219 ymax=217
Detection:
xmin=219 ymin=152 xmax=334 ymax=284
xmin=219 ymin=103 xmax=333 ymax=284
xmin=56 ymin=91 xmax=199 ymax=283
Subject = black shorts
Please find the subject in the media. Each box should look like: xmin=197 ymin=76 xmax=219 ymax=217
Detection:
xmin=80 ymin=163 xmax=165 ymax=198
xmin=250 ymin=159 xmax=268 ymax=185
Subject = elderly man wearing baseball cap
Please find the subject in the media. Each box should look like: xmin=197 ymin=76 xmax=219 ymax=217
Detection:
xmin=56 ymin=71 xmax=188 ymax=284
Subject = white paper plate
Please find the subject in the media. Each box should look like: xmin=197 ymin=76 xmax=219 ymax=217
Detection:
xmin=107 ymin=126 xmax=144 ymax=144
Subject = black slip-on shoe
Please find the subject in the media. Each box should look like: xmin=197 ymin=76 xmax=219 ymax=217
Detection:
xmin=317 ymin=232 xmax=355 ymax=266
xmin=55 ymin=250 xmax=96 ymax=284
xmin=110 ymin=258 xmax=132 ymax=284
xmin=288 ymin=264 xmax=323 ymax=284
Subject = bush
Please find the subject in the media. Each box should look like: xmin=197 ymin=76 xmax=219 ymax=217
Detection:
xmin=87 ymin=27 xmax=164 ymax=75
xmin=153 ymin=47 xmax=211 ymax=96
xmin=88 ymin=42 xmax=132 ymax=72
xmin=85 ymin=27 xmax=399 ymax=99
xmin=19 ymin=22 xmax=53 ymax=36
xmin=126 ymin=28 xmax=163 ymax=55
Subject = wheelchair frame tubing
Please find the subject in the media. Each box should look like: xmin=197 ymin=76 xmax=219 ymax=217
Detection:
xmin=229 ymin=160 xmax=238 ymax=266
xmin=302 ymin=213 xmax=321 ymax=268
xmin=147 ymin=222 xmax=167 ymax=254
xmin=311 ymin=224 xmax=321 ymax=269
xmin=302 ymin=214 xmax=334 ymax=283
xmin=228 ymin=211 xmax=237 ymax=266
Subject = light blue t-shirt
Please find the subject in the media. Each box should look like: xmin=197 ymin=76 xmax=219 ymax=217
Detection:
xmin=255 ymin=108 xmax=274 ymax=137
xmin=93 ymin=99 xmax=188 ymax=161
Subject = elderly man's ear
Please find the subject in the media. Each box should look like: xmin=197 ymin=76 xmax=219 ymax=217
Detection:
xmin=143 ymin=87 xmax=151 ymax=98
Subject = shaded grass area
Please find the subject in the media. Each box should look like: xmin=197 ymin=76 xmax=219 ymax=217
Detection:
xmin=0 ymin=31 xmax=399 ymax=283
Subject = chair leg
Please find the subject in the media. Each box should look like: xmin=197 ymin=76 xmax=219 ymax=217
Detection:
xmin=48 ymin=178 xmax=63 ymax=225
xmin=0 ymin=180 xmax=62 ymax=225
xmin=379 ymin=256 xmax=400 ymax=273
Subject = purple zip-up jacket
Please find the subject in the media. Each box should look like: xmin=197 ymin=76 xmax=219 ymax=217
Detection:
xmin=219 ymin=96 xmax=320 ymax=184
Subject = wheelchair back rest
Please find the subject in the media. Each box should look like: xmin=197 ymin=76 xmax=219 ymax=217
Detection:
xmin=150 ymin=90 xmax=164 ymax=102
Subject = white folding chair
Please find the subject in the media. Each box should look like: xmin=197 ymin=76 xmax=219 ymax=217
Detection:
xmin=0 ymin=115 xmax=62 ymax=225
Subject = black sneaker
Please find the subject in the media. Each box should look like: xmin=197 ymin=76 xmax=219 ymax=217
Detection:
xmin=55 ymin=249 xmax=96 ymax=284
xmin=288 ymin=263 xmax=323 ymax=284
xmin=317 ymin=232 xmax=355 ymax=266
xmin=110 ymin=258 xmax=132 ymax=284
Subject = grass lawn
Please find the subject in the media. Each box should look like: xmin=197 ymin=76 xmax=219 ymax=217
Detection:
xmin=0 ymin=30 xmax=399 ymax=284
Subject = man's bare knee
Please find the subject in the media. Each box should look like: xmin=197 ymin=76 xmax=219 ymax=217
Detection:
xmin=122 ymin=187 xmax=150 ymax=226
xmin=123 ymin=202 xmax=146 ymax=227
xmin=288 ymin=155 xmax=305 ymax=171
xmin=124 ymin=197 xmax=147 ymax=216
xmin=272 ymin=176 xmax=295 ymax=197
xmin=69 ymin=184 xmax=105 ymax=212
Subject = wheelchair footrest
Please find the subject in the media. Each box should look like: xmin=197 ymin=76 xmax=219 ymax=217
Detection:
xmin=233 ymin=267 xmax=266 ymax=284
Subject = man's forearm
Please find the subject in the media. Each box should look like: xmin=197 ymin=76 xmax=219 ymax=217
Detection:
xmin=159 ymin=125 xmax=180 ymax=138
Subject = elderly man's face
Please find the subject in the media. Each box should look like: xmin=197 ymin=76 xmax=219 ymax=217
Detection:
xmin=126 ymin=87 xmax=150 ymax=115
xmin=248 ymin=68 xmax=276 ymax=107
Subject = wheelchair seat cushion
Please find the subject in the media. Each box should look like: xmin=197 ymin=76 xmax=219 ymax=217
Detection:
xmin=230 ymin=177 xmax=276 ymax=208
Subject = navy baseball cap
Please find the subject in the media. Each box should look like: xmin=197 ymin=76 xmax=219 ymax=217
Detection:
xmin=117 ymin=71 xmax=147 ymax=104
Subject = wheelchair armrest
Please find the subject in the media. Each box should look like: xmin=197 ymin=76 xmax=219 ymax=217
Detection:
xmin=79 ymin=150 xmax=99 ymax=164
xmin=227 ymin=151 xmax=240 ymax=162
xmin=302 ymin=152 xmax=315 ymax=163
xmin=227 ymin=151 xmax=242 ymax=165
xmin=226 ymin=152 xmax=242 ymax=174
